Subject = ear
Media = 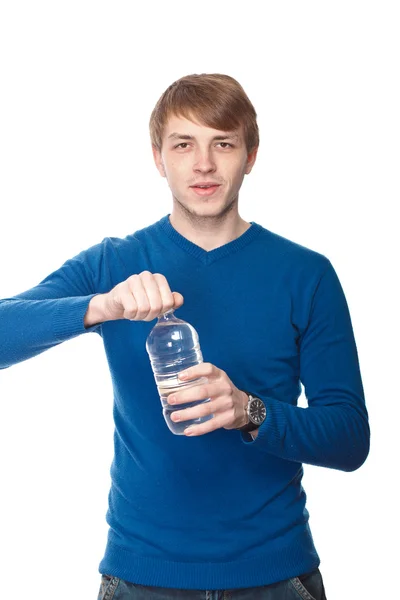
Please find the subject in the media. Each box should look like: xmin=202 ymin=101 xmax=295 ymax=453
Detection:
xmin=152 ymin=144 xmax=166 ymax=178
xmin=245 ymin=146 xmax=259 ymax=175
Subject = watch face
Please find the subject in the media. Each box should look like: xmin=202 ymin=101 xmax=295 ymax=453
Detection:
xmin=249 ymin=398 xmax=266 ymax=425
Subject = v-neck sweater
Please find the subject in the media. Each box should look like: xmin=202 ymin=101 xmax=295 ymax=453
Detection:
xmin=0 ymin=214 xmax=370 ymax=590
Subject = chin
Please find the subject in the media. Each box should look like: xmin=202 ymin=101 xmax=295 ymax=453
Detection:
xmin=189 ymin=203 xmax=235 ymax=221
xmin=173 ymin=190 xmax=236 ymax=218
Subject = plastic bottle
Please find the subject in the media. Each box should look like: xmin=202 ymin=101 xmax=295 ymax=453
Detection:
xmin=146 ymin=309 xmax=214 ymax=434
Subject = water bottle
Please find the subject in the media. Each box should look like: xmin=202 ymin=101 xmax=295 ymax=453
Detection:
xmin=146 ymin=308 xmax=214 ymax=434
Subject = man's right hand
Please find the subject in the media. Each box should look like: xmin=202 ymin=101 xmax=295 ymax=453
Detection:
xmin=84 ymin=271 xmax=184 ymax=327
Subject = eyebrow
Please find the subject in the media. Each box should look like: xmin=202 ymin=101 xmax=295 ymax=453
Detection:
xmin=167 ymin=132 xmax=240 ymax=142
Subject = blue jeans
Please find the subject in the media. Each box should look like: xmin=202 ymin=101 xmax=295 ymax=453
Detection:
xmin=97 ymin=568 xmax=327 ymax=599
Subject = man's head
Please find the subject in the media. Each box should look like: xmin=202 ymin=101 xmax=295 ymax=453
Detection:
xmin=149 ymin=73 xmax=259 ymax=222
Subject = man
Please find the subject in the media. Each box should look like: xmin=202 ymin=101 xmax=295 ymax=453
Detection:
xmin=0 ymin=73 xmax=369 ymax=599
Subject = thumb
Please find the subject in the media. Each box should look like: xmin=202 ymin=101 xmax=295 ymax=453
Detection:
xmin=172 ymin=291 xmax=184 ymax=308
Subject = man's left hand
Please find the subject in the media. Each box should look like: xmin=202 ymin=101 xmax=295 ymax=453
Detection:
xmin=167 ymin=362 xmax=249 ymax=436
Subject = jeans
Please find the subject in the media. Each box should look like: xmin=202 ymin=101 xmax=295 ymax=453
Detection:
xmin=97 ymin=568 xmax=327 ymax=599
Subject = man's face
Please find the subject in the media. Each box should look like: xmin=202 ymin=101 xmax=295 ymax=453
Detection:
xmin=152 ymin=114 xmax=258 ymax=220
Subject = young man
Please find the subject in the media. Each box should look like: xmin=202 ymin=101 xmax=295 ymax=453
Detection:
xmin=0 ymin=73 xmax=369 ymax=599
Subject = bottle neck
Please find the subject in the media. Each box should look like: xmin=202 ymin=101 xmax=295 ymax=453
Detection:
xmin=158 ymin=308 xmax=176 ymax=322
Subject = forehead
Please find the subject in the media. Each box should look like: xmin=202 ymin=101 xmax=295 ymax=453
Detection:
xmin=163 ymin=114 xmax=242 ymax=140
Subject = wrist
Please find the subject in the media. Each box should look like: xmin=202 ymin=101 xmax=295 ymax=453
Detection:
xmin=238 ymin=391 xmax=257 ymax=435
xmin=84 ymin=293 xmax=108 ymax=328
xmin=239 ymin=390 xmax=250 ymax=428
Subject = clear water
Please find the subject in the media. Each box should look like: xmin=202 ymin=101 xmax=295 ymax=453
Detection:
xmin=146 ymin=310 xmax=214 ymax=435
xmin=158 ymin=378 xmax=213 ymax=434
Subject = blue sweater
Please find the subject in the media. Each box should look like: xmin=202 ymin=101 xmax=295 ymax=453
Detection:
xmin=0 ymin=214 xmax=369 ymax=590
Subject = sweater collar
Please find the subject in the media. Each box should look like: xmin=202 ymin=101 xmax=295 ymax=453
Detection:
xmin=158 ymin=214 xmax=261 ymax=265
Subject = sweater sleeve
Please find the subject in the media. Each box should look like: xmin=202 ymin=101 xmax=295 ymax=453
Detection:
xmin=0 ymin=242 xmax=106 ymax=370
xmin=241 ymin=260 xmax=370 ymax=472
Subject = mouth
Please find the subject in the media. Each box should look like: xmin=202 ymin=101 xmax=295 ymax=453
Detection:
xmin=190 ymin=184 xmax=221 ymax=197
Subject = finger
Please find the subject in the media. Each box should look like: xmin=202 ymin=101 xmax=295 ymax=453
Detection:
xmin=118 ymin=289 xmax=139 ymax=320
xmin=178 ymin=362 xmax=221 ymax=383
xmin=153 ymin=274 xmax=184 ymax=314
xmin=171 ymin=397 xmax=217 ymax=423
xmin=172 ymin=291 xmax=184 ymax=309
xmin=184 ymin=414 xmax=225 ymax=436
xmin=168 ymin=380 xmax=221 ymax=405
xmin=139 ymin=271 xmax=165 ymax=320
xmin=152 ymin=273 xmax=176 ymax=315
xmin=127 ymin=273 xmax=152 ymax=320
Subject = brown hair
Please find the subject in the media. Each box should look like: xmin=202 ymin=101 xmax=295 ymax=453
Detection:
xmin=149 ymin=73 xmax=259 ymax=154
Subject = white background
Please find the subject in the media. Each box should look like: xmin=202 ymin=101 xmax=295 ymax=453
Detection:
xmin=0 ymin=2 xmax=398 ymax=598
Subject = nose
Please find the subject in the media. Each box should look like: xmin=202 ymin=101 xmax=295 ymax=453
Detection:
xmin=193 ymin=148 xmax=217 ymax=173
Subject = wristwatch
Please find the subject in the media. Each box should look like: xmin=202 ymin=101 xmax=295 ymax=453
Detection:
xmin=236 ymin=391 xmax=267 ymax=433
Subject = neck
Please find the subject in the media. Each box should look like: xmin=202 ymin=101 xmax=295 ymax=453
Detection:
xmin=169 ymin=201 xmax=251 ymax=252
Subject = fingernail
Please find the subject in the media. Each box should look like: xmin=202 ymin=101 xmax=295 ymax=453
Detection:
xmin=169 ymin=395 xmax=176 ymax=404
xmin=179 ymin=371 xmax=189 ymax=380
xmin=185 ymin=427 xmax=194 ymax=435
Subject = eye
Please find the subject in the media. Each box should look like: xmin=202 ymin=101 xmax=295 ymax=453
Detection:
xmin=173 ymin=142 xmax=234 ymax=149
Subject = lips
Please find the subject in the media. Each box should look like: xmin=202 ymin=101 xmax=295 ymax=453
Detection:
xmin=190 ymin=184 xmax=221 ymax=197
xmin=190 ymin=184 xmax=221 ymax=188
